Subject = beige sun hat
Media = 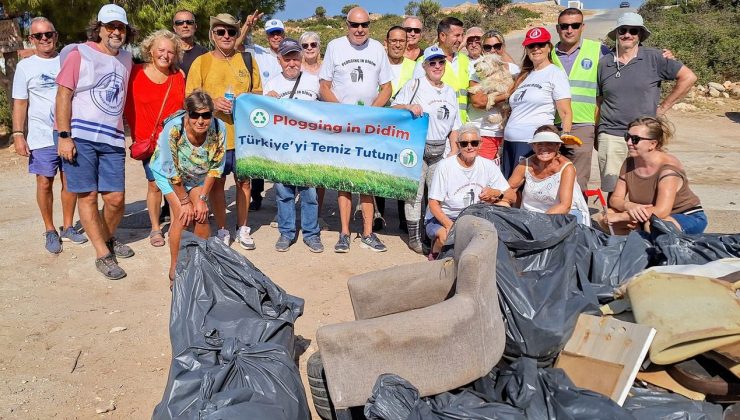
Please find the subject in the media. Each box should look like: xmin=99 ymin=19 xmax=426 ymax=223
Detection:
xmin=209 ymin=13 xmax=241 ymax=33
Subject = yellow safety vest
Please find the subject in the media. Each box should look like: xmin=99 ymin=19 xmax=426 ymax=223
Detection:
xmin=391 ymin=58 xmax=418 ymax=97
xmin=551 ymin=39 xmax=600 ymax=124
xmin=418 ymin=52 xmax=471 ymax=123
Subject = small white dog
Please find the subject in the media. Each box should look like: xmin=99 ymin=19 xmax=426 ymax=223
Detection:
xmin=468 ymin=54 xmax=514 ymax=126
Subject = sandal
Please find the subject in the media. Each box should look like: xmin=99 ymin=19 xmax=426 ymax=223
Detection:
xmin=149 ymin=230 xmax=165 ymax=247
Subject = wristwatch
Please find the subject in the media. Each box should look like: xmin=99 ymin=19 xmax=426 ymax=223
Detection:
xmin=58 ymin=131 xmax=71 ymax=139
xmin=198 ymin=194 xmax=208 ymax=202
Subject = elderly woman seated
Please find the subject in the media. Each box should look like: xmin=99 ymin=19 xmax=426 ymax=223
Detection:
xmin=504 ymin=124 xmax=591 ymax=226
xmin=604 ymin=116 xmax=706 ymax=234
xmin=148 ymin=90 xmax=226 ymax=287
xmin=425 ymin=124 xmax=510 ymax=257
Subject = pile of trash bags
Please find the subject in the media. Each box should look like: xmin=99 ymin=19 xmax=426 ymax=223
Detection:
xmin=153 ymin=233 xmax=310 ymax=420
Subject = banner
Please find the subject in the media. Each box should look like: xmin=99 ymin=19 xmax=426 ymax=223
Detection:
xmin=234 ymin=95 xmax=428 ymax=201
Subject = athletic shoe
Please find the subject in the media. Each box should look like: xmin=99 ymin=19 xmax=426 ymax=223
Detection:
xmin=216 ymin=228 xmax=231 ymax=246
xmin=95 ymin=253 xmax=126 ymax=280
xmin=359 ymin=233 xmax=387 ymax=252
xmin=44 ymin=230 xmax=62 ymax=254
xmin=59 ymin=226 xmax=88 ymax=244
xmin=275 ymin=234 xmax=292 ymax=252
xmin=304 ymin=236 xmax=324 ymax=253
xmin=334 ymin=233 xmax=350 ymax=253
xmin=237 ymin=226 xmax=256 ymax=250
xmin=106 ymin=236 xmax=134 ymax=258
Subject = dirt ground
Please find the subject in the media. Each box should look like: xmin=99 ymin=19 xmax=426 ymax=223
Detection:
xmin=0 ymin=105 xmax=739 ymax=419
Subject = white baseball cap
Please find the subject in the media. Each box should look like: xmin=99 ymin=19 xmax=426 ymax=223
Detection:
xmin=98 ymin=4 xmax=128 ymax=25
xmin=265 ymin=19 xmax=285 ymax=34
xmin=423 ymin=46 xmax=445 ymax=62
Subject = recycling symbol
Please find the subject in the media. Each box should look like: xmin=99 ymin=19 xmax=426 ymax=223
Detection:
xmin=250 ymin=108 xmax=269 ymax=127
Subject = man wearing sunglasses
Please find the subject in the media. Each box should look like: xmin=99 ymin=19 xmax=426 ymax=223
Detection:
xmin=55 ymin=3 xmax=135 ymax=279
xmin=596 ymin=12 xmax=696 ymax=194
xmin=319 ymin=6 xmax=393 ymax=253
xmin=402 ymin=16 xmax=423 ymax=60
xmin=172 ymin=10 xmax=207 ymax=76
xmin=12 ymin=17 xmax=88 ymax=254
xmin=461 ymin=27 xmax=484 ymax=63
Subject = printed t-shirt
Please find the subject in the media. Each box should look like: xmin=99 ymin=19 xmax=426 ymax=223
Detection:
xmin=12 ymin=54 xmax=60 ymax=149
xmin=186 ymin=52 xmax=262 ymax=150
xmin=124 ymin=64 xmax=186 ymax=143
xmin=392 ymin=76 xmax=461 ymax=141
xmin=468 ymin=61 xmax=520 ymax=137
xmin=263 ymin=72 xmax=320 ymax=101
xmin=319 ymin=36 xmax=393 ymax=105
xmin=180 ymin=44 xmax=208 ymax=76
xmin=427 ymin=155 xmax=509 ymax=220
xmin=252 ymin=44 xmax=282 ymax=83
xmin=504 ymin=64 xmax=571 ymax=143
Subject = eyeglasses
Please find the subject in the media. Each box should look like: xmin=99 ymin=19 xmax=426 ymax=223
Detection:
xmin=526 ymin=42 xmax=548 ymax=50
xmin=387 ymin=39 xmax=406 ymax=45
xmin=213 ymin=28 xmax=238 ymax=37
xmin=104 ymin=22 xmax=127 ymax=33
xmin=427 ymin=59 xmax=445 ymax=67
xmin=482 ymin=43 xmax=503 ymax=52
xmin=174 ymin=19 xmax=195 ymax=26
xmin=558 ymin=22 xmax=583 ymax=30
xmin=30 ymin=31 xmax=56 ymax=40
xmin=623 ymin=133 xmax=654 ymax=144
xmin=458 ymin=140 xmax=480 ymax=148
xmin=617 ymin=26 xmax=641 ymax=36
xmin=189 ymin=111 xmax=213 ymax=120
xmin=466 ymin=36 xmax=481 ymax=44
xmin=301 ymin=42 xmax=318 ymax=49
xmin=347 ymin=21 xmax=370 ymax=28
xmin=404 ymin=27 xmax=422 ymax=34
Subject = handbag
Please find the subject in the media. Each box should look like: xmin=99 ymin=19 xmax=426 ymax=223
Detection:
xmin=130 ymin=76 xmax=173 ymax=161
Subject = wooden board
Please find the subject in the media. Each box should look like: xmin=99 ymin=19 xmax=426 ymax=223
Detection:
xmin=636 ymin=369 xmax=706 ymax=401
xmin=555 ymin=314 xmax=656 ymax=405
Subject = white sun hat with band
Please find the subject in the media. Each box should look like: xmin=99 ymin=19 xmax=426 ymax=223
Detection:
xmin=528 ymin=131 xmax=563 ymax=144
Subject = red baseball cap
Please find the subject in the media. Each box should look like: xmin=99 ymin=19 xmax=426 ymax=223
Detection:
xmin=522 ymin=27 xmax=551 ymax=46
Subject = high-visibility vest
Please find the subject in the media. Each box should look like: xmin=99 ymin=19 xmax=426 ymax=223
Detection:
xmin=391 ymin=58 xmax=418 ymax=97
xmin=419 ymin=52 xmax=471 ymax=123
xmin=551 ymin=39 xmax=600 ymax=124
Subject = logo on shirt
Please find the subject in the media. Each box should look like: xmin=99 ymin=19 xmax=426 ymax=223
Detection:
xmin=581 ymin=58 xmax=593 ymax=70
xmin=350 ymin=66 xmax=364 ymax=83
xmin=39 ymin=73 xmax=57 ymax=89
xmin=399 ymin=149 xmax=418 ymax=168
xmin=436 ymin=105 xmax=450 ymax=120
xmin=250 ymin=108 xmax=269 ymax=127
xmin=91 ymin=72 xmax=125 ymax=116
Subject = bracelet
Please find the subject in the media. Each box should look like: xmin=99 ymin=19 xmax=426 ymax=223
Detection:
xmin=11 ymin=131 xmax=24 ymax=137
xmin=179 ymin=195 xmax=191 ymax=206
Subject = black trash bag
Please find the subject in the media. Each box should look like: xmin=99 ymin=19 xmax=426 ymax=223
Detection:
xmin=153 ymin=233 xmax=308 ymax=419
xmin=623 ymin=386 xmax=723 ymax=420
xmin=365 ymin=374 xmax=421 ymax=420
xmin=649 ymin=216 xmax=740 ymax=266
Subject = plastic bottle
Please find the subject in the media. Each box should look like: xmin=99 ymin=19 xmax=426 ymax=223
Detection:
xmin=224 ymin=86 xmax=235 ymax=114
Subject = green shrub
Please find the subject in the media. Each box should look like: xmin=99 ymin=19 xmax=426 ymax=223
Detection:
xmin=0 ymin=89 xmax=11 ymax=130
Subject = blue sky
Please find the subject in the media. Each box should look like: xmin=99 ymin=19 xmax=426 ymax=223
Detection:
xmin=273 ymin=0 xmax=641 ymax=20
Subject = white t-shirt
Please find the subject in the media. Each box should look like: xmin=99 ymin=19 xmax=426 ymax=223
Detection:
xmin=319 ymin=37 xmax=393 ymax=105
xmin=11 ymin=54 xmax=60 ymax=150
xmin=390 ymin=62 xmax=402 ymax=84
xmin=392 ymin=77 xmax=461 ymax=141
xmin=468 ymin=61 xmax=521 ymax=137
xmin=504 ymin=64 xmax=571 ymax=142
xmin=426 ymin=155 xmax=509 ymax=220
xmin=251 ymin=44 xmax=282 ymax=83
xmin=263 ymin=72 xmax=320 ymax=101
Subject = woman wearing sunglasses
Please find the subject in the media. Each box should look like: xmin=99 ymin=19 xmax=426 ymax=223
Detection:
xmin=124 ymin=30 xmax=186 ymax=248
xmin=505 ymin=125 xmax=591 ymax=226
xmin=604 ymin=117 xmax=706 ymax=234
xmin=299 ymin=31 xmax=322 ymax=75
xmin=148 ymin=90 xmax=226 ymax=287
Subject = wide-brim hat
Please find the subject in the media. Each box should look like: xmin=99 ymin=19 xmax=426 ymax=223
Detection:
xmin=528 ymin=131 xmax=563 ymax=144
xmin=209 ymin=13 xmax=241 ymax=33
xmin=607 ymin=12 xmax=651 ymax=40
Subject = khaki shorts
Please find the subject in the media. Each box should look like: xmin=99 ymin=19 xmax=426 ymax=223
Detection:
xmin=597 ymin=132 xmax=628 ymax=193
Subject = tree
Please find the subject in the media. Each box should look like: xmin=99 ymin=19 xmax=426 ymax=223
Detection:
xmin=417 ymin=0 xmax=441 ymax=29
xmin=478 ymin=0 xmax=512 ymax=15
xmin=404 ymin=1 xmax=419 ymax=16
xmin=314 ymin=6 xmax=326 ymax=18
xmin=341 ymin=3 xmax=360 ymax=17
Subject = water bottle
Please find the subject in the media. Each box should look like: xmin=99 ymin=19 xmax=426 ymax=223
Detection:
xmin=224 ymin=86 xmax=235 ymax=114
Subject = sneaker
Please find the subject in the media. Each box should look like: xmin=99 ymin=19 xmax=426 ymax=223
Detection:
xmin=318 ymin=217 xmax=330 ymax=231
xmin=237 ymin=226 xmax=256 ymax=250
xmin=359 ymin=233 xmax=387 ymax=252
xmin=106 ymin=236 xmax=134 ymax=258
xmin=59 ymin=226 xmax=88 ymax=244
xmin=216 ymin=228 xmax=231 ymax=246
xmin=95 ymin=253 xmax=127 ymax=280
xmin=275 ymin=234 xmax=292 ymax=252
xmin=44 ymin=230 xmax=62 ymax=254
xmin=304 ymin=236 xmax=324 ymax=253
xmin=334 ymin=233 xmax=350 ymax=253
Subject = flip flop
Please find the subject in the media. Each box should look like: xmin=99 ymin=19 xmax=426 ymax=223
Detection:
xmin=149 ymin=230 xmax=165 ymax=247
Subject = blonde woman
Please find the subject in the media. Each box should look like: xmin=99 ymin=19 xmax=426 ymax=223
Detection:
xmin=299 ymin=31 xmax=321 ymax=74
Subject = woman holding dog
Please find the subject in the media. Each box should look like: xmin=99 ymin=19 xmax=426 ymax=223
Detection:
xmin=501 ymin=27 xmax=572 ymax=179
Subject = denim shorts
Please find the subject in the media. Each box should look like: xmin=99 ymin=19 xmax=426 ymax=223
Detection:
xmin=425 ymin=216 xmax=457 ymax=241
xmin=58 ymin=136 xmax=125 ymax=193
xmin=142 ymin=157 xmax=155 ymax=182
xmin=671 ymin=210 xmax=708 ymax=234
xmin=29 ymin=145 xmax=61 ymax=177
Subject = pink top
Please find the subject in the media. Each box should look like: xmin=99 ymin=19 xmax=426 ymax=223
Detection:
xmin=56 ymin=41 xmax=99 ymax=90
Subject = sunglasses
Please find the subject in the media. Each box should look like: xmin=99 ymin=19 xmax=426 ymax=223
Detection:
xmin=458 ymin=140 xmax=480 ymax=148
xmin=404 ymin=27 xmax=422 ymax=34
xmin=427 ymin=59 xmax=446 ymax=67
xmin=466 ymin=36 xmax=482 ymax=44
xmin=482 ymin=43 xmax=503 ymax=52
xmin=174 ymin=19 xmax=195 ymax=26
xmin=30 ymin=31 xmax=56 ymax=40
xmin=623 ymin=133 xmax=654 ymax=144
xmin=189 ymin=111 xmax=213 ymax=120
xmin=617 ymin=26 xmax=641 ymax=36
xmin=267 ymin=30 xmax=285 ymax=37
xmin=104 ymin=22 xmax=127 ymax=33
xmin=213 ymin=28 xmax=238 ymax=37
xmin=526 ymin=42 xmax=548 ymax=50
xmin=301 ymin=42 xmax=318 ymax=49
xmin=558 ymin=22 xmax=583 ymax=30
xmin=347 ymin=21 xmax=370 ymax=28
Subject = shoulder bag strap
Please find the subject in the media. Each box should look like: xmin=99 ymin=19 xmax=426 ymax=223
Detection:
xmin=408 ymin=78 xmax=421 ymax=104
xmin=149 ymin=77 xmax=174 ymax=142
xmin=288 ymin=72 xmax=303 ymax=99
xmin=241 ymin=51 xmax=254 ymax=92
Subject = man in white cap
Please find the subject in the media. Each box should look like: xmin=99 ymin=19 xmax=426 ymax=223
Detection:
xmin=596 ymin=12 xmax=696 ymax=195
xmin=55 ymin=4 xmax=135 ymax=279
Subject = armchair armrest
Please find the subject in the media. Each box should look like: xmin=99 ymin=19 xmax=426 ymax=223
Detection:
xmin=348 ymin=258 xmax=456 ymax=320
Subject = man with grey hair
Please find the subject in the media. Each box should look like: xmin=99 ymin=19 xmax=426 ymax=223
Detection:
xmin=12 ymin=17 xmax=88 ymax=254
xmin=402 ymin=16 xmax=423 ymax=60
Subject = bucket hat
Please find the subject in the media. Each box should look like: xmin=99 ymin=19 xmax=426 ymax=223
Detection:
xmin=607 ymin=12 xmax=651 ymax=40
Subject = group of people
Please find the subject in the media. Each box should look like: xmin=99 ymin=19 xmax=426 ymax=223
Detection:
xmin=12 ymin=3 xmax=708 ymax=282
